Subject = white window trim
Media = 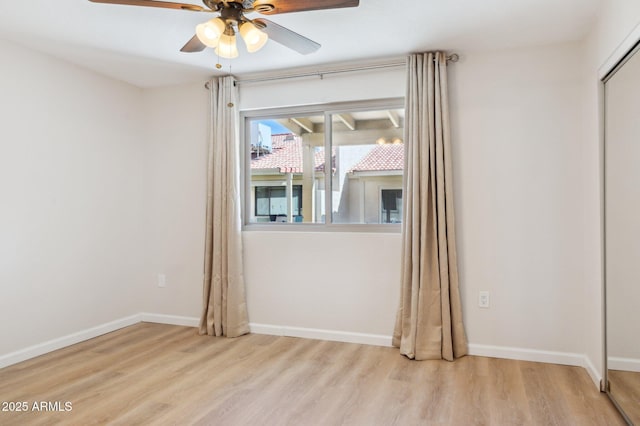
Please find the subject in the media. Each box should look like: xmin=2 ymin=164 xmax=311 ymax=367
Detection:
xmin=240 ymin=97 xmax=404 ymax=233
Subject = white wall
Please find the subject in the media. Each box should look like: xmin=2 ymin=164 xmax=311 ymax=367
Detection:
xmin=0 ymin=39 xmax=146 ymax=355
xmin=238 ymin=66 xmax=406 ymax=110
xmin=0 ymin=41 xmax=208 ymax=360
xmin=244 ymin=231 xmax=401 ymax=336
xmin=450 ymin=43 xmax=586 ymax=354
xmin=140 ymin=82 xmax=209 ymax=317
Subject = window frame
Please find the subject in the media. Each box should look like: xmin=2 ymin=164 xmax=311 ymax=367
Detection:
xmin=241 ymin=97 xmax=404 ymax=233
xmin=254 ymin=184 xmax=303 ymax=218
xmin=379 ymin=187 xmax=403 ymax=224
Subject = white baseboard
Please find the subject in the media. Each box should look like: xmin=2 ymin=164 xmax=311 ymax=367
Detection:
xmin=0 ymin=315 xmax=604 ymax=391
xmin=583 ymin=355 xmax=602 ymax=389
xmin=0 ymin=313 xmax=200 ymax=370
xmin=469 ymin=343 xmax=602 ymax=389
xmin=249 ymin=323 xmax=393 ymax=347
xmin=248 ymin=325 xmax=602 ymax=388
xmin=608 ymin=356 xmax=640 ymax=373
xmin=140 ymin=313 xmax=199 ymax=328
xmin=468 ymin=343 xmax=587 ymax=366
xmin=0 ymin=314 xmax=141 ymax=369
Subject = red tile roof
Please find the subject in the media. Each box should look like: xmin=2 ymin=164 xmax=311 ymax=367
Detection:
xmin=349 ymin=143 xmax=404 ymax=172
xmin=251 ymin=134 xmax=331 ymax=174
xmin=251 ymin=134 xmax=302 ymax=173
xmin=251 ymin=134 xmax=402 ymax=174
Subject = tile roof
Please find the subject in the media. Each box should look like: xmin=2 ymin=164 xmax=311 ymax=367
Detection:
xmin=349 ymin=143 xmax=404 ymax=172
xmin=251 ymin=134 xmax=331 ymax=174
xmin=251 ymin=134 xmax=403 ymax=174
xmin=251 ymin=134 xmax=302 ymax=173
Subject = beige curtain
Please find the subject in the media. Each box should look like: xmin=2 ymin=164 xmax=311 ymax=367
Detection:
xmin=199 ymin=76 xmax=250 ymax=338
xmin=393 ymin=52 xmax=468 ymax=361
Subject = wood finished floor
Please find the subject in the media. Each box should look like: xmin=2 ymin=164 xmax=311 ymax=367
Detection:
xmin=609 ymin=369 xmax=640 ymax=424
xmin=0 ymin=323 xmax=626 ymax=426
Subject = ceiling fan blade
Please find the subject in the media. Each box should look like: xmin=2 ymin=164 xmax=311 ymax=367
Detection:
xmin=88 ymin=0 xmax=205 ymax=12
xmin=254 ymin=18 xmax=320 ymax=55
xmin=180 ymin=34 xmax=207 ymax=52
xmin=253 ymin=0 xmax=358 ymax=15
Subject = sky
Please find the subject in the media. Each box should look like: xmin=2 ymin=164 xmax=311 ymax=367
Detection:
xmin=261 ymin=119 xmax=291 ymax=134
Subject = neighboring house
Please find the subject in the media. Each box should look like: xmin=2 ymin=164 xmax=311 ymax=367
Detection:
xmin=344 ymin=143 xmax=404 ymax=224
xmin=250 ymin=133 xmax=403 ymax=224
xmin=249 ymin=133 xmax=330 ymax=223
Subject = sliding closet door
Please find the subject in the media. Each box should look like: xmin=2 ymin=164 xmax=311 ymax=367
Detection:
xmin=605 ymin=43 xmax=640 ymax=425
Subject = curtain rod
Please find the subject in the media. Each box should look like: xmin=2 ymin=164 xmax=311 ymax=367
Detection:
xmin=204 ymin=53 xmax=459 ymax=88
xmin=232 ymin=53 xmax=459 ymax=86
xmin=234 ymin=62 xmax=403 ymax=85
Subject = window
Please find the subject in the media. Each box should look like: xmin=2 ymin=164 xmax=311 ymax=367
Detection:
xmin=242 ymin=98 xmax=404 ymax=230
xmin=255 ymin=185 xmax=303 ymax=222
xmin=247 ymin=116 xmax=326 ymax=224
xmin=380 ymin=189 xmax=402 ymax=224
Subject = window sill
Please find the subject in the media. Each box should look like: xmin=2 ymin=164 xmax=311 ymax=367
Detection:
xmin=242 ymin=223 xmax=401 ymax=233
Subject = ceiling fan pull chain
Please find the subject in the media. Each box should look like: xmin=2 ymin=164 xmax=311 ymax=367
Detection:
xmin=227 ymin=63 xmax=234 ymax=108
xmin=216 ymin=48 xmax=222 ymax=69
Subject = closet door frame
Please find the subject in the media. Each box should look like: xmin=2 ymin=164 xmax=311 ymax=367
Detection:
xmin=602 ymin=34 xmax=640 ymax=426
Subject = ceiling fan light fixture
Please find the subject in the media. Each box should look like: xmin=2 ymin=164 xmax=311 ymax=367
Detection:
xmin=215 ymin=31 xmax=239 ymax=59
xmin=239 ymin=21 xmax=269 ymax=53
xmin=87 ymin=0 xmax=341 ymax=60
xmin=196 ymin=17 xmax=225 ymax=48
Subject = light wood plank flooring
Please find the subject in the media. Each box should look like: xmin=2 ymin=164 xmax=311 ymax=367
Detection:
xmin=0 ymin=323 xmax=625 ymax=425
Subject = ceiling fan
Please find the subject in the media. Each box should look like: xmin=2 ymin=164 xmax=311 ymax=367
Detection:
xmin=88 ymin=0 xmax=360 ymax=59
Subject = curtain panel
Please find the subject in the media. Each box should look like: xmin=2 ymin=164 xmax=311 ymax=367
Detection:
xmin=393 ymin=52 xmax=468 ymax=361
xmin=199 ymin=76 xmax=250 ymax=338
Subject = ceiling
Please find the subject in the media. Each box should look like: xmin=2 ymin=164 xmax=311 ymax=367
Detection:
xmin=0 ymin=0 xmax=600 ymax=88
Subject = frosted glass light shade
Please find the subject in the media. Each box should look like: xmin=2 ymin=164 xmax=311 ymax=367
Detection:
xmin=239 ymin=22 xmax=268 ymax=53
xmin=196 ymin=18 xmax=225 ymax=48
xmin=215 ymin=33 xmax=239 ymax=59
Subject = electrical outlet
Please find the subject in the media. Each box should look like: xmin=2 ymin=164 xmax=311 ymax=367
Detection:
xmin=158 ymin=274 xmax=166 ymax=288
xmin=479 ymin=291 xmax=490 ymax=308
